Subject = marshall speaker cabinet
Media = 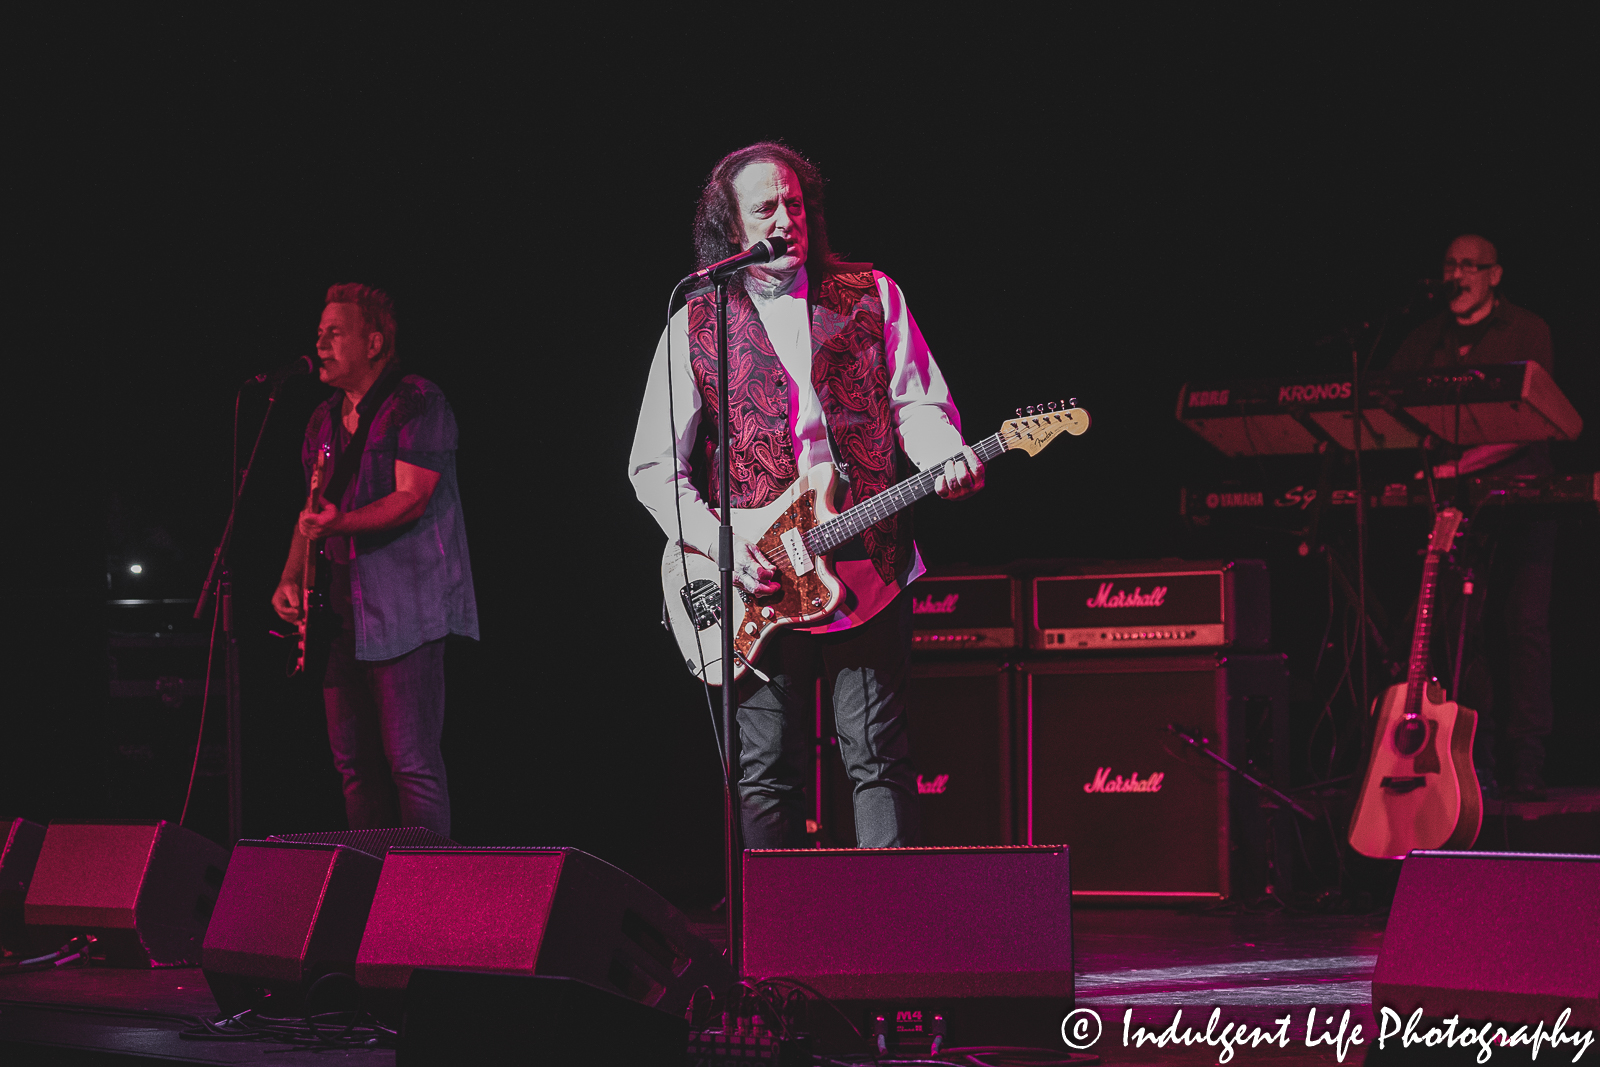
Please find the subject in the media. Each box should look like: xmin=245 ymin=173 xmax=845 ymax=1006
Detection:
xmin=1024 ymin=654 xmax=1289 ymax=901
xmin=821 ymin=660 xmax=1015 ymax=847
xmin=909 ymin=569 xmax=1021 ymax=651
xmin=1030 ymin=559 xmax=1269 ymax=652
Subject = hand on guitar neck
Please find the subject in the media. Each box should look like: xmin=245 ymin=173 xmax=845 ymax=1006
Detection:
xmin=932 ymin=443 xmax=985 ymax=501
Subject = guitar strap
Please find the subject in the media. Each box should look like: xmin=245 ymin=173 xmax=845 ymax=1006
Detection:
xmin=323 ymin=364 xmax=405 ymax=510
xmin=807 ymin=293 xmax=853 ymax=490
xmin=822 ymin=414 xmax=852 ymax=488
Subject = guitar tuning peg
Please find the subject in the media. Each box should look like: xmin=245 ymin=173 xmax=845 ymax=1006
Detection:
xmin=1015 ymin=408 xmax=1024 ymax=418
xmin=1068 ymin=397 xmax=1078 ymax=408
xmin=1047 ymin=401 xmax=1057 ymax=411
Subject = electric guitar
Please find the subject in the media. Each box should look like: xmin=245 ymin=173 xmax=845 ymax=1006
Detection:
xmin=1348 ymin=507 xmax=1482 ymax=859
xmin=662 ymin=402 xmax=1091 ymax=685
xmin=287 ymin=445 xmax=330 ymax=677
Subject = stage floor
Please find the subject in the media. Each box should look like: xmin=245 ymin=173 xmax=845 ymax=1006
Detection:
xmin=0 ymin=965 xmax=388 ymax=1065
xmin=1 ymin=905 xmax=1388 ymax=1065
xmin=1073 ymin=907 xmax=1385 ymax=1065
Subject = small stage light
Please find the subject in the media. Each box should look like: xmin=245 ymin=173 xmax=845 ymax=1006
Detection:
xmin=129 ymin=564 xmax=143 ymax=574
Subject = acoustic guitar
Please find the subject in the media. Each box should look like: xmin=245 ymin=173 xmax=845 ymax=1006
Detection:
xmin=1348 ymin=506 xmax=1482 ymax=859
xmin=662 ymin=402 xmax=1090 ymax=685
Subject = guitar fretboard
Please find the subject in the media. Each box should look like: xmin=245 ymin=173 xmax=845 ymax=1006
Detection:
xmin=803 ymin=433 xmax=1008 ymax=556
xmin=1402 ymin=517 xmax=1457 ymax=718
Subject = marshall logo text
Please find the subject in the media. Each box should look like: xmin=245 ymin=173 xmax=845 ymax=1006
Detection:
xmin=912 ymin=593 xmax=960 ymax=615
xmin=1084 ymin=767 xmax=1165 ymax=794
xmin=1084 ymin=583 xmax=1168 ymax=609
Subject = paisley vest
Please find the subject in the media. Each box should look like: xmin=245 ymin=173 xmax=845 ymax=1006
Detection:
xmin=685 ymin=267 xmax=910 ymax=585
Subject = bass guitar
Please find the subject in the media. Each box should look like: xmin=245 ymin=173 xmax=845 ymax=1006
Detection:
xmin=1348 ymin=506 xmax=1482 ymax=859
xmin=663 ymin=402 xmax=1090 ymax=685
xmin=287 ymin=444 xmax=330 ymax=677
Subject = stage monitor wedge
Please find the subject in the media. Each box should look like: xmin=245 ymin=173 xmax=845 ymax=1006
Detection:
xmin=1 ymin=817 xmax=46 ymax=954
xmin=742 ymin=846 xmax=1071 ymax=1054
xmin=1373 ymin=850 xmax=1599 ymax=1029
xmin=23 ymin=820 xmax=228 ymax=966
xmin=355 ymin=847 xmax=730 ymax=1021
xmin=267 ymin=826 xmax=457 ymax=854
xmin=202 ymin=840 xmax=384 ymax=1016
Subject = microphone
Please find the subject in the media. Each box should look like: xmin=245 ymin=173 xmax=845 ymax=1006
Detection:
xmin=685 ymin=236 xmax=789 ymax=285
xmin=254 ymin=354 xmax=318 ymax=386
xmin=1417 ymin=278 xmax=1461 ymax=300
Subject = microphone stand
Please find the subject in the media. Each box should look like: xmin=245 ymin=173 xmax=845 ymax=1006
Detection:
xmin=714 ymin=275 xmax=745 ymax=978
xmin=1349 ymin=336 xmax=1370 ymax=722
xmin=1325 ymin=281 xmax=1452 ymax=773
xmin=676 ymin=240 xmax=783 ymax=977
xmin=194 ymin=379 xmax=286 ymax=844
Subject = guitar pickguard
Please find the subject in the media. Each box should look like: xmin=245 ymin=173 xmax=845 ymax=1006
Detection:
xmin=752 ymin=491 xmax=835 ymax=624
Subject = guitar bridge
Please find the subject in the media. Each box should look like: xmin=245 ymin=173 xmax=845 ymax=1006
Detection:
xmin=1379 ymin=776 xmax=1426 ymax=794
xmin=680 ymin=579 xmax=719 ymax=631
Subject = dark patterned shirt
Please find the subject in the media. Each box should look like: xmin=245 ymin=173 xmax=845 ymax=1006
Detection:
xmin=303 ymin=372 xmax=478 ymax=660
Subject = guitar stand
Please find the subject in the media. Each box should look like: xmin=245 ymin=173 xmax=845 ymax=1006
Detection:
xmin=1167 ymin=724 xmax=1316 ymax=909
xmin=1166 ymin=724 xmax=1316 ymax=821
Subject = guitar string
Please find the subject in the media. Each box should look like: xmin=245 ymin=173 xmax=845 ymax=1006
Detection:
xmin=693 ymin=415 xmax=1076 ymax=599
xmin=800 ymin=422 xmax=1063 ymax=555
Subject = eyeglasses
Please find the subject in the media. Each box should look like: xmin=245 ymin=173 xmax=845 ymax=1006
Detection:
xmin=1442 ymin=259 xmax=1497 ymax=276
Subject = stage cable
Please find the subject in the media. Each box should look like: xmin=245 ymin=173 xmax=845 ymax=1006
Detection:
xmin=179 ymin=584 xmax=223 ymax=827
xmin=664 ymin=278 xmax=730 ymax=784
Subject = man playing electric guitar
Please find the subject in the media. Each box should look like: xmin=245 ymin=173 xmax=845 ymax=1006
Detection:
xmin=271 ymin=284 xmax=478 ymax=838
xmin=629 ymin=142 xmax=983 ymax=850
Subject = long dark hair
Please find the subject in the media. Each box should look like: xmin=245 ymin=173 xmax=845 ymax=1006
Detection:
xmin=692 ymin=141 xmax=838 ymax=277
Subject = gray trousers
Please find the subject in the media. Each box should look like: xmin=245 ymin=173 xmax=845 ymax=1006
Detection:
xmin=735 ymin=590 xmax=919 ymax=849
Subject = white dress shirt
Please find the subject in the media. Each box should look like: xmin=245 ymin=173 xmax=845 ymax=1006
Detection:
xmin=630 ymin=268 xmax=966 ymax=630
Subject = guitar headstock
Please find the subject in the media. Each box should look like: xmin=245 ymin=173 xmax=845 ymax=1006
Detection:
xmin=309 ymin=444 xmax=331 ymax=496
xmin=1428 ymin=506 xmax=1463 ymax=555
xmin=1000 ymin=400 xmax=1090 ymax=456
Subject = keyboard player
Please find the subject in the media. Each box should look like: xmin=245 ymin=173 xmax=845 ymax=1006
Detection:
xmin=1389 ymin=233 xmax=1559 ymax=800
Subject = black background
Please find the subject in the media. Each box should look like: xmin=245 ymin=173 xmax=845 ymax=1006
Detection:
xmin=7 ymin=11 xmax=1596 ymax=907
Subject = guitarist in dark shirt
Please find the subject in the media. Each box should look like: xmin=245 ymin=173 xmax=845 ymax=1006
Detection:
xmin=1389 ymin=235 xmax=1557 ymax=799
xmin=271 ymin=284 xmax=477 ymax=836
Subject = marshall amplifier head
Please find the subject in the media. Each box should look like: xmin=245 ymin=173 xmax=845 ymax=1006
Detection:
xmin=910 ymin=570 xmax=1020 ymax=651
xmin=1030 ymin=559 xmax=1268 ymax=652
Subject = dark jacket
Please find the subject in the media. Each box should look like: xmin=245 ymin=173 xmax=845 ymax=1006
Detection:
xmin=1389 ymin=298 xmax=1552 ymax=374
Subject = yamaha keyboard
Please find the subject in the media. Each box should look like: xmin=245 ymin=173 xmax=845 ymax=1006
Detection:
xmin=1179 ymin=362 xmax=1583 ymax=456
xmin=1182 ymin=472 xmax=1599 ymax=526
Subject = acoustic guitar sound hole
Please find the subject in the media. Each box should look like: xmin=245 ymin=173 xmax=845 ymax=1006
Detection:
xmin=1393 ymin=717 xmax=1427 ymax=757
